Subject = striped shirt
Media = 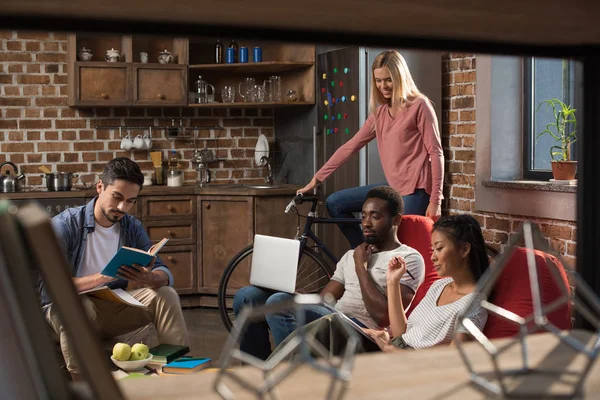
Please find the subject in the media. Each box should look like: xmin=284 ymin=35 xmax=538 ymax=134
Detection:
xmin=401 ymin=278 xmax=487 ymax=349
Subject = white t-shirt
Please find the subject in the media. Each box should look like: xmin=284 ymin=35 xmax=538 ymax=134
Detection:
xmin=330 ymin=244 xmax=425 ymax=329
xmin=401 ymin=277 xmax=488 ymax=349
xmin=78 ymin=222 xmax=121 ymax=280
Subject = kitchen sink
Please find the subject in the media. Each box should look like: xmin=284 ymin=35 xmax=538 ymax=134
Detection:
xmin=243 ymin=185 xmax=282 ymax=189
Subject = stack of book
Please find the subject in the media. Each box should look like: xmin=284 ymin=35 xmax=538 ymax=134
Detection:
xmin=162 ymin=357 xmax=212 ymax=374
xmin=148 ymin=344 xmax=190 ymax=365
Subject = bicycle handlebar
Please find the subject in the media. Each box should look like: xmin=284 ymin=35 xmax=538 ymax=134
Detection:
xmin=284 ymin=193 xmax=320 ymax=213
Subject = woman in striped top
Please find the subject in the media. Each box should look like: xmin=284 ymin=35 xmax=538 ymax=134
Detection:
xmin=365 ymin=214 xmax=490 ymax=350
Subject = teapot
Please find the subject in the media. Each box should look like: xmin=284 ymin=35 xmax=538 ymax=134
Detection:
xmin=158 ymin=49 xmax=174 ymax=64
xmin=77 ymin=47 xmax=93 ymax=61
xmin=0 ymin=161 xmax=25 ymax=193
xmin=105 ymin=48 xmax=120 ymax=62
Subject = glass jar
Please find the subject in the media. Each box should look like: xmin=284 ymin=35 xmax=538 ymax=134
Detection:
xmin=286 ymin=90 xmax=298 ymax=103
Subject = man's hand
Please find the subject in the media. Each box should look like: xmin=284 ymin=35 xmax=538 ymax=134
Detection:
xmin=117 ymin=260 xmax=156 ymax=287
xmin=353 ymin=243 xmax=373 ymax=271
xmin=426 ymin=202 xmax=441 ymax=221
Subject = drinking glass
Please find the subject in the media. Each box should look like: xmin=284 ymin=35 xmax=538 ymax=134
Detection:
xmin=238 ymin=77 xmax=256 ymax=102
xmin=269 ymin=75 xmax=281 ymax=102
xmin=221 ymin=85 xmax=236 ymax=103
xmin=254 ymin=84 xmax=266 ymax=103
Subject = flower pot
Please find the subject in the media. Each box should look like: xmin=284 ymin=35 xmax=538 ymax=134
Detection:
xmin=551 ymin=160 xmax=577 ymax=180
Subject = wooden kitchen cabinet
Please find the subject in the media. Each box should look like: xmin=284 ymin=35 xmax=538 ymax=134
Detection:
xmin=67 ymin=34 xmax=188 ymax=107
xmin=198 ymin=196 xmax=253 ymax=295
xmin=159 ymin=245 xmax=196 ymax=295
xmin=133 ymin=64 xmax=188 ymax=106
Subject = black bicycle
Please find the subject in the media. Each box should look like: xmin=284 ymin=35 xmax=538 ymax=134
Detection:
xmin=217 ymin=194 xmax=360 ymax=331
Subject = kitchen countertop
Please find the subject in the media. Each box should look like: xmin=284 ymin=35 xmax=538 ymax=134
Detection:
xmin=0 ymin=183 xmax=301 ymax=200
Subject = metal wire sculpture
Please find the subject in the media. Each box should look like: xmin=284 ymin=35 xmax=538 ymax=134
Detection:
xmin=213 ymin=294 xmax=359 ymax=400
xmin=454 ymin=221 xmax=600 ymax=398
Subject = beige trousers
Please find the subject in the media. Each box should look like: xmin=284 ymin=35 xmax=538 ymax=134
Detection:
xmin=46 ymin=286 xmax=189 ymax=372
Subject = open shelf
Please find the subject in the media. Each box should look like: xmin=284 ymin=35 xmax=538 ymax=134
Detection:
xmin=187 ymin=101 xmax=314 ymax=108
xmin=189 ymin=61 xmax=314 ymax=74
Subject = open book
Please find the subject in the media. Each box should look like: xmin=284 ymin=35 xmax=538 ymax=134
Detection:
xmin=100 ymin=238 xmax=169 ymax=279
xmin=79 ymin=286 xmax=146 ymax=308
xmin=322 ymin=303 xmax=377 ymax=344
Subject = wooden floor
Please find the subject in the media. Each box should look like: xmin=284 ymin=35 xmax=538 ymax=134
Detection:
xmin=182 ymin=307 xmax=230 ymax=364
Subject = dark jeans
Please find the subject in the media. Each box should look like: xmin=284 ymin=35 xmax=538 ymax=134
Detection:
xmin=232 ymin=286 xmax=333 ymax=360
xmin=326 ymin=184 xmax=431 ymax=248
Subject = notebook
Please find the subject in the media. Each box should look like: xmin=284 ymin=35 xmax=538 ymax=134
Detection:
xmin=249 ymin=234 xmax=301 ymax=294
xmin=162 ymin=357 xmax=212 ymax=374
xmin=148 ymin=344 xmax=190 ymax=364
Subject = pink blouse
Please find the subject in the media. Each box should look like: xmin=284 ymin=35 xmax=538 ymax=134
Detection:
xmin=315 ymin=97 xmax=444 ymax=205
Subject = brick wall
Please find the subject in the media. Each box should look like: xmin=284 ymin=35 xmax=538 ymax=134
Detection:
xmin=0 ymin=31 xmax=274 ymax=187
xmin=441 ymin=53 xmax=577 ymax=268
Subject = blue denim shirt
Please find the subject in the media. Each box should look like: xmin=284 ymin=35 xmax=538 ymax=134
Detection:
xmin=40 ymin=197 xmax=174 ymax=306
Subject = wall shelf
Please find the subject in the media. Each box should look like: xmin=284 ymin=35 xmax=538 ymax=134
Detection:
xmin=189 ymin=61 xmax=314 ymax=74
xmin=187 ymin=101 xmax=314 ymax=108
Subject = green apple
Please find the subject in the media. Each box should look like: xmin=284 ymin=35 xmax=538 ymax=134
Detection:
xmin=128 ymin=350 xmax=146 ymax=361
xmin=131 ymin=343 xmax=149 ymax=358
xmin=112 ymin=343 xmax=131 ymax=361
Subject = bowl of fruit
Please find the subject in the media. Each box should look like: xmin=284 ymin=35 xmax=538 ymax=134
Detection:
xmin=110 ymin=342 xmax=153 ymax=371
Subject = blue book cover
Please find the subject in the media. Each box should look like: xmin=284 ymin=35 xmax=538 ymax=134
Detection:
xmin=100 ymin=238 xmax=169 ymax=279
xmin=162 ymin=357 xmax=212 ymax=374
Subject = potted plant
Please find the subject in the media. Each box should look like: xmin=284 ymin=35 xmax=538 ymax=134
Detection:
xmin=536 ymin=98 xmax=577 ymax=180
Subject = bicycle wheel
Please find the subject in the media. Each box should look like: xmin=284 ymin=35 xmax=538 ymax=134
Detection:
xmin=217 ymin=244 xmax=334 ymax=332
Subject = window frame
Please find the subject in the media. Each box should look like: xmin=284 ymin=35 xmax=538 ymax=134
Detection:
xmin=522 ymin=57 xmax=578 ymax=180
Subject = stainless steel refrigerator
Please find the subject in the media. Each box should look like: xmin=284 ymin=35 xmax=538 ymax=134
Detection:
xmin=315 ymin=46 xmax=442 ymax=257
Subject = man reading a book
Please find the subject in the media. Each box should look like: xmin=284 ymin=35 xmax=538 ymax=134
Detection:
xmin=233 ymin=186 xmax=425 ymax=360
xmin=42 ymin=157 xmax=189 ymax=375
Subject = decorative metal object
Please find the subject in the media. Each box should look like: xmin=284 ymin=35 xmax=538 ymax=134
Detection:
xmin=455 ymin=221 xmax=600 ymax=398
xmin=213 ymin=294 xmax=359 ymax=400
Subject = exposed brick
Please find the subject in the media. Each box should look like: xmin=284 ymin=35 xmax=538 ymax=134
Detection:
xmin=25 ymin=41 xmax=41 ymax=51
xmin=2 ymin=142 xmax=34 ymax=152
xmin=17 ymin=32 xmax=50 ymax=40
xmin=486 ymin=217 xmax=511 ymax=232
xmin=35 ymin=97 xmax=67 ymax=107
xmin=57 ymin=163 xmax=88 ymax=173
xmin=41 ymin=86 xmax=56 ymax=96
xmin=8 ymin=64 xmax=25 ymax=74
xmin=18 ymin=75 xmax=50 ymax=85
xmin=5 ymin=109 xmax=21 ymax=118
xmin=37 ymin=142 xmax=70 ymax=152
xmin=44 ymin=131 xmax=59 ymax=140
xmin=26 ymin=63 xmax=41 ymax=73
xmin=25 ymin=108 xmax=40 ymax=118
xmin=6 ymin=41 xmax=22 ymax=51
xmin=55 ymin=119 xmax=87 ymax=129
xmin=47 ymin=153 xmax=61 ymax=162
xmin=43 ymin=108 xmax=58 ymax=118
xmin=35 ymin=53 xmax=66 ymax=63
xmin=540 ymin=224 xmax=573 ymax=241
xmin=0 ymin=53 xmax=32 ymax=62
xmin=61 ymin=131 xmax=77 ymax=140
xmin=63 ymin=153 xmax=79 ymax=162
xmin=0 ymin=74 xmax=13 ymax=84
xmin=451 ymin=186 xmax=474 ymax=199
xmin=8 ymin=132 xmax=23 ymax=141
xmin=8 ymin=154 xmax=24 ymax=164
xmin=26 ymin=153 xmax=42 ymax=163
xmin=0 ymin=98 xmax=30 ymax=107
xmin=82 ymin=152 xmax=97 ymax=162
xmin=27 ymin=132 xmax=40 ymax=141
xmin=18 ymin=120 xmax=52 ymax=129
xmin=74 ymin=142 xmax=105 ymax=151
xmin=454 ymin=150 xmax=475 ymax=162
xmin=43 ymin=42 xmax=60 ymax=52
xmin=23 ymin=86 xmax=39 ymax=95
xmin=45 ymin=64 xmax=59 ymax=73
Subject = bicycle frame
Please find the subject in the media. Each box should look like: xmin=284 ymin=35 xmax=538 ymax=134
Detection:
xmin=292 ymin=196 xmax=360 ymax=266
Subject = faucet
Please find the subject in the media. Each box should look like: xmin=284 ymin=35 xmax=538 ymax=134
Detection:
xmin=196 ymin=163 xmax=212 ymax=187
xmin=261 ymin=156 xmax=274 ymax=185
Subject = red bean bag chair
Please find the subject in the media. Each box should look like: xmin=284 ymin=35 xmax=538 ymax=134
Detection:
xmin=483 ymin=247 xmax=572 ymax=339
xmin=396 ymin=215 xmax=439 ymax=317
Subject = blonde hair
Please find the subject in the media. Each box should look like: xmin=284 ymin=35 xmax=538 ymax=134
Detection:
xmin=369 ymin=50 xmax=424 ymax=115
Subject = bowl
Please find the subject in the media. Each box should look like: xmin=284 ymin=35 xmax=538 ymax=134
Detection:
xmin=110 ymin=354 xmax=153 ymax=371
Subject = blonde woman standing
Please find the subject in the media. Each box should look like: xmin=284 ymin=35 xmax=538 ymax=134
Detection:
xmin=298 ymin=50 xmax=444 ymax=249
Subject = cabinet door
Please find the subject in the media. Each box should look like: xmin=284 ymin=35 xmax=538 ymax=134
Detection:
xmin=133 ymin=64 xmax=187 ymax=106
xmin=159 ymin=245 xmax=196 ymax=294
xmin=74 ymin=62 xmax=131 ymax=106
xmin=254 ymin=196 xmax=311 ymax=238
xmin=142 ymin=195 xmax=196 ymax=219
xmin=143 ymin=219 xmax=196 ymax=246
xmin=199 ymin=196 xmax=253 ymax=294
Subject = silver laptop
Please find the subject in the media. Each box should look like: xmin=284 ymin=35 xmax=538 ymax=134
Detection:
xmin=249 ymin=234 xmax=300 ymax=293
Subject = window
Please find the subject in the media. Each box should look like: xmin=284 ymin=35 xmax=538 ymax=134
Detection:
xmin=523 ymin=58 xmax=578 ymax=180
